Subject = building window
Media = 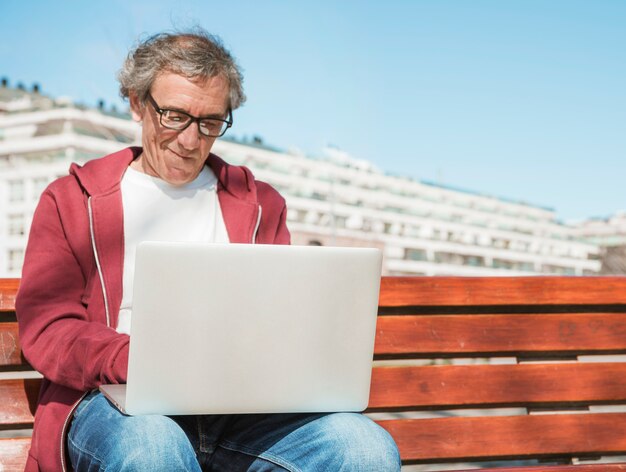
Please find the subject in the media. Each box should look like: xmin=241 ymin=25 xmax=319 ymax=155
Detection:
xmin=464 ymin=255 xmax=486 ymax=267
xmin=493 ymin=259 xmax=514 ymax=269
xmin=405 ymin=248 xmax=427 ymax=261
xmin=492 ymin=239 xmax=510 ymax=249
xmin=435 ymin=252 xmax=464 ymax=265
xmin=334 ymin=215 xmax=347 ymax=228
xmin=32 ymin=177 xmax=49 ymax=199
xmin=286 ymin=208 xmax=298 ymax=222
xmin=514 ymin=262 xmax=535 ymax=272
xmin=8 ymin=180 xmax=25 ymax=202
xmin=7 ymin=214 xmax=25 ymax=236
xmin=306 ymin=211 xmax=320 ymax=225
xmin=542 ymin=264 xmax=575 ymax=275
xmin=8 ymin=249 xmax=24 ymax=272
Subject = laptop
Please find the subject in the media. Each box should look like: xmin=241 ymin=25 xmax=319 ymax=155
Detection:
xmin=99 ymin=241 xmax=382 ymax=416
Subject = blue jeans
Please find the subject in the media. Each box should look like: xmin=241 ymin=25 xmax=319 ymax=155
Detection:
xmin=68 ymin=391 xmax=401 ymax=471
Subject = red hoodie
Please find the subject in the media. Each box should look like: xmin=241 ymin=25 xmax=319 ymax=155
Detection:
xmin=16 ymin=147 xmax=290 ymax=471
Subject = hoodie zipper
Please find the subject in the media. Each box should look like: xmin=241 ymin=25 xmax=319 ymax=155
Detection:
xmin=88 ymin=197 xmax=111 ymax=327
xmin=61 ymin=198 xmax=112 ymax=470
xmin=252 ymin=205 xmax=262 ymax=243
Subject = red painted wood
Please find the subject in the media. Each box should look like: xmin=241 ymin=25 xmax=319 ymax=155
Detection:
xmin=456 ymin=464 xmax=626 ymax=471
xmin=368 ymin=363 xmax=626 ymax=409
xmin=0 ymin=379 xmax=40 ymax=426
xmin=0 ymin=278 xmax=19 ymax=313
xmin=6 ymin=277 xmax=626 ymax=310
xmin=376 ymin=412 xmax=626 ymax=462
xmin=0 ymin=322 xmax=26 ymax=367
xmin=0 ymin=438 xmax=31 ymax=471
xmin=379 ymin=277 xmax=626 ymax=307
xmin=374 ymin=313 xmax=626 ymax=357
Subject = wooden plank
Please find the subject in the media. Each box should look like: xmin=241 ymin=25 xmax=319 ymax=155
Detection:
xmin=0 ymin=278 xmax=19 ymax=312
xmin=377 ymin=412 xmax=626 ymax=463
xmin=6 ymin=276 xmax=626 ymax=310
xmin=375 ymin=313 xmax=626 ymax=357
xmin=7 ymin=276 xmax=626 ymax=311
xmin=6 ymin=277 xmax=626 ymax=310
xmin=369 ymin=363 xmax=626 ymax=410
xmin=0 ymin=379 xmax=40 ymax=428
xmin=458 ymin=464 xmax=626 ymax=472
xmin=0 ymin=437 xmax=31 ymax=471
xmin=379 ymin=277 xmax=626 ymax=308
xmin=0 ymin=322 xmax=26 ymax=368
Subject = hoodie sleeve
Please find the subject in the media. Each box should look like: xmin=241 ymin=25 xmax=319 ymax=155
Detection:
xmin=273 ymin=203 xmax=290 ymax=245
xmin=255 ymin=181 xmax=291 ymax=245
xmin=15 ymin=187 xmax=129 ymax=391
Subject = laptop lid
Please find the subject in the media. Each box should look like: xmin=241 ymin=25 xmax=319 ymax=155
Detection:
xmin=114 ymin=242 xmax=382 ymax=416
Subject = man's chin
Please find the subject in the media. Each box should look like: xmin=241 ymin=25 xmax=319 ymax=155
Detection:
xmin=163 ymin=167 xmax=199 ymax=186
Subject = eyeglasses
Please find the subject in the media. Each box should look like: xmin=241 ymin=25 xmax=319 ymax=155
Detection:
xmin=146 ymin=92 xmax=233 ymax=137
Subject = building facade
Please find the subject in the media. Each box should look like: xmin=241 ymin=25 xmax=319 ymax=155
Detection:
xmin=213 ymin=138 xmax=600 ymax=276
xmin=575 ymin=212 xmax=626 ymax=247
xmin=0 ymin=83 xmax=601 ymax=277
xmin=574 ymin=212 xmax=626 ymax=274
xmin=0 ymin=83 xmax=139 ymax=276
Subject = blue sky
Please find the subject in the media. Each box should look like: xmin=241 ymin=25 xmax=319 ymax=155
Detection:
xmin=1 ymin=1 xmax=625 ymax=221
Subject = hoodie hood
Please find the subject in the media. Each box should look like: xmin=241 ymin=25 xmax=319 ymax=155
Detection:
xmin=70 ymin=146 xmax=257 ymax=202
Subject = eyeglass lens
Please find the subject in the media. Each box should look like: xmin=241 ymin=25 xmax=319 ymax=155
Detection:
xmin=160 ymin=110 xmax=228 ymax=137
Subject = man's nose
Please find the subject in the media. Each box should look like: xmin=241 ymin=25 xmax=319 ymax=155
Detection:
xmin=177 ymin=122 xmax=201 ymax=150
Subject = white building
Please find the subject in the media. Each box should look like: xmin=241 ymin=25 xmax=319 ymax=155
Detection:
xmin=573 ymin=212 xmax=626 ymax=275
xmin=213 ymin=138 xmax=600 ymax=276
xmin=0 ymin=83 xmax=601 ymax=277
xmin=574 ymin=211 xmax=626 ymax=247
xmin=0 ymin=82 xmax=140 ymax=276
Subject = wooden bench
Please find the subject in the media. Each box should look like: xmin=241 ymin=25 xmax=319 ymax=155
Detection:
xmin=4 ymin=276 xmax=626 ymax=471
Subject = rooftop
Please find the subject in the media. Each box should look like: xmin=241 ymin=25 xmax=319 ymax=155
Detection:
xmin=0 ymin=79 xmax=130 ymax=119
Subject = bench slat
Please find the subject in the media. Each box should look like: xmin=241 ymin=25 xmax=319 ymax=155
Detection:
xmin=379 ymin=277 xmax=626 ymax=307
xmin=459 ymin=464 xmax=626 ymax=472
xmin=369 ymin=363 xmax=626 ymax=409
xmin=0 ymin=379 xmax=40 ymax=428
xmin=375 ymin=313 xmax=626 ymax=357
xmin=0 ymin=278 xmax=19 ymax=313
xmin=0 ymin=438 xmax=31 ymax=470
xmin=8 ymin=313 xmax=626 ymax=366
xmin=0 ymin=322 xmax=26 ymax=368
xmin=376 ymin=412 xmax=626 ymax=463
xmin=8 ymin=277 xmax=626 ymax=311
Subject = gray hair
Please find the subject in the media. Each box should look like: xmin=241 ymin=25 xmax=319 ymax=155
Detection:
xmin=118 ymin=29 xmax=246 ymax=109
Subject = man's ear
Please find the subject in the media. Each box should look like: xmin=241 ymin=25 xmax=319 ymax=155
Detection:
xmin=129 ymin=92 xmax=144 ymax=122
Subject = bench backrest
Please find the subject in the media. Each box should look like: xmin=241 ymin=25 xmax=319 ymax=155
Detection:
xmin=0 ymin=278 xmax=35 ymax=469
xmin=3 ymin=276 xmax=626 ymax=471
xmin=370 ymin=276 xmax=626 ymax=470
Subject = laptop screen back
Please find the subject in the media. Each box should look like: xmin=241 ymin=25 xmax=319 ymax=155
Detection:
xmin=124 ymin=242 xmax=382 ymax=416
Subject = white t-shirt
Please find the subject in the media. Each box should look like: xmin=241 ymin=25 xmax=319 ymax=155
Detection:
xmin=117 ymin=166 xmax=230 ymax=334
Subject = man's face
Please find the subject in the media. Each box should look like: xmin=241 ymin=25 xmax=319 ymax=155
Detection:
xmin=130 ymin=72 xmax=230 ymax=185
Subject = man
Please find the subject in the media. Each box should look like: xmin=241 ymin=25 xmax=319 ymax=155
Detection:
xmin=16 ymin=30 xmax=400 ymax=471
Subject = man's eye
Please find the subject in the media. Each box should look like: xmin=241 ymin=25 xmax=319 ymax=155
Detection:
xmin=164 ymin=111 xmax=184 ymax=122
xmin=201 ymin=120 xmax=219 ymax=129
